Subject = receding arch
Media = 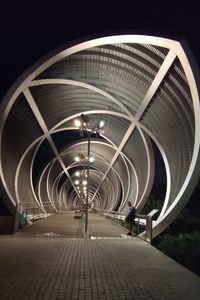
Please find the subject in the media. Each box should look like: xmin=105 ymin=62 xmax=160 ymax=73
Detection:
xmin=0 ymin=34 xmax=199 ymax=238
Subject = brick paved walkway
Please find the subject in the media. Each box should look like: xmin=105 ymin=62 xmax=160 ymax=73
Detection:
xmin=0 ymin=212 xmax=200 ymax=299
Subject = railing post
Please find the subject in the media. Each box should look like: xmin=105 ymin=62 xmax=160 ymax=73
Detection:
xmin=145 ymin=215 xmax=152 ymax=243
xmin=13 ymin=203 xmax=20 ymax=234
xmin=137 ymin=217 xmax=140 ymax=235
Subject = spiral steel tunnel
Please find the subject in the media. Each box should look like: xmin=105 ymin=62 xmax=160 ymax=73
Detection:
xmin=0 ymin=35 xmax=200 ymax=238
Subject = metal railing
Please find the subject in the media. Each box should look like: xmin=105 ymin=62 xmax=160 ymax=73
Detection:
xmin=94 ymin=209 xmax=156 ymax=243
xmin=19 ymin=203 xmax=55 ymax=221
xmin=13 ymin=202 xmax=57 ymax=233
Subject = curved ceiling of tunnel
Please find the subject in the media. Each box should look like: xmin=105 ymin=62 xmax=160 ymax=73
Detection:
xmin=0 ymin=35 xmax=200 ymax=238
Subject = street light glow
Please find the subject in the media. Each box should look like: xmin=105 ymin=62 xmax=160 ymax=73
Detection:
xmin=89 ymin=156 xmax=94 ymax=163
xmin=74 ymin=156 xmax=80 ymax=162
xmin=75 ymin=171 xmax=81 ymax=176
xmin=99 ymin=120 xmax=105 ymax=128
xmin=75 ymin=119 xmax=82 ymax=127
xmin=74 ymin=180 xmax=79 ymax=185
xmin=82 ymin=180 xmax=87 ymax=186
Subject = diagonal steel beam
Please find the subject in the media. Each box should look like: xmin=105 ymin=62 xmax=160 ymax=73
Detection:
xmin=23 ymin=88 xmax=78 ymax=195
xmin=91 ymin=50 xmax=176 ymax=202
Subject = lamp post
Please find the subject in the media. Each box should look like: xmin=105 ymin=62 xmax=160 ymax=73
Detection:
xmin=74 ymin=114 xmax=104 ymax=238
xmin=74 ymin=169 xmax=88 ymax=210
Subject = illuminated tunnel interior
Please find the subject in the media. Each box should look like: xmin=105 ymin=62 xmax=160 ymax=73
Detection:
xmin=0 ymin=35 xmax=200 ymax=238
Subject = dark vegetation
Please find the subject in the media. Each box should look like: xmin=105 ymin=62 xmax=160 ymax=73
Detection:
xmin=112 ymin=180 xmax=200 ymax=276
xmin=151 ymin=181 xmax=200 ymax=276
xmin=0 ymin=195 xmax=12 ymax=216
xmin=140 ymin=140 xmax=200 ymax=276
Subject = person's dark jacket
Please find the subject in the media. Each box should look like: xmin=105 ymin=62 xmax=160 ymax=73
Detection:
xmin=125 ymin=207 xmax=136 ymax=224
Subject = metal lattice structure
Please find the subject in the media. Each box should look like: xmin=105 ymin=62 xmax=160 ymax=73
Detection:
xmin=0 ymin=35 xmax=200 ymax=237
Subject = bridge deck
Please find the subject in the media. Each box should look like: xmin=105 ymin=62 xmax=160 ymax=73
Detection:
xmin=0 ymin=211 xmax=200 ymax=299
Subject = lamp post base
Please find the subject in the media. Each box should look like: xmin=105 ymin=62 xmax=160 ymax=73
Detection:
xmin=84 ymin=231 xmax=90 ymax=239
xmin=83 ymin=212 xmax=90 ymax=239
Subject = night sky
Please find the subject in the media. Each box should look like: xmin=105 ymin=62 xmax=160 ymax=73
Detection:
xmin=0 ymin=0 xmax=199 ymax=101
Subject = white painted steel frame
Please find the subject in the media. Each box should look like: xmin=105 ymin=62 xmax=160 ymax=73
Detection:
xmin=0 ymin=35 xmax=199 ymax=238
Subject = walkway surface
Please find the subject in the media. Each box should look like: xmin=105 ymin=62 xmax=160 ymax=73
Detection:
xmin=0 ymin=211 xmax=200 ymax=300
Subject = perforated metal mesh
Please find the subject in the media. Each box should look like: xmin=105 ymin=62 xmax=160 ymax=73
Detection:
xmin=0 ymin=35 xmax=199 ymax=238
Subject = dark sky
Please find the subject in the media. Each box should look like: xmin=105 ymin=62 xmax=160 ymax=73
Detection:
xmin=0 ymin=0 xmax=199 ymax=100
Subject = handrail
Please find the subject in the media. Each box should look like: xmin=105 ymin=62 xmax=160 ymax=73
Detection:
xmin=18 ymin=202 xmax=58 ymax=209
xmin=13 ymin=203 xmax=57 ymax=233
xmin=94 ymin=208 xmax=154 ymax=243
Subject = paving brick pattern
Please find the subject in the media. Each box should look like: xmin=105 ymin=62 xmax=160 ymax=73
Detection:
xmin=0 ymin=212 xmax=200 ymax=299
